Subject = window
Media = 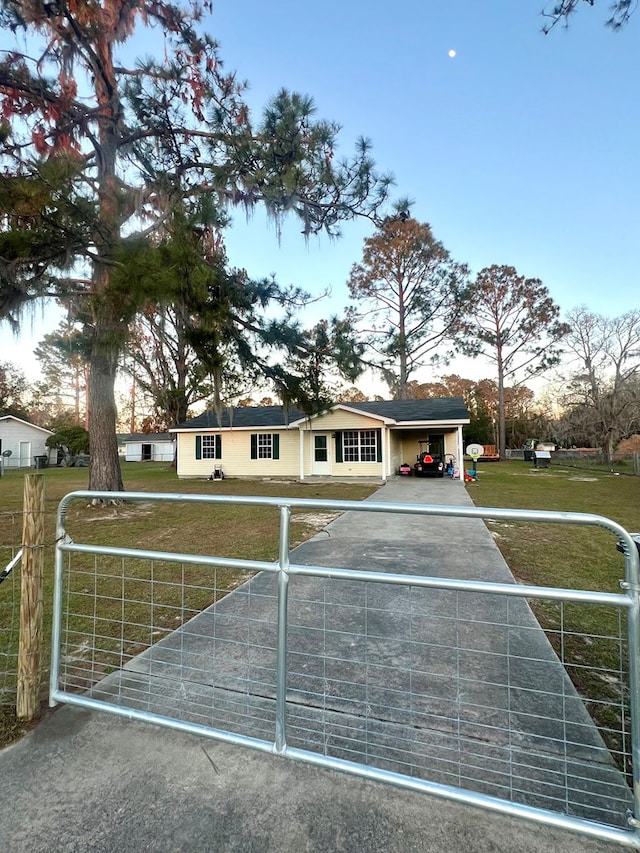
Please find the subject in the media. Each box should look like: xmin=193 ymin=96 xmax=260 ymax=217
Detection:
xmin=250 ymin=433 xmax=280 ymax=460
xmin=257 ymin=434 xmax=272 ymax=459
xmin=342 ymin=430 xmax=377 ymax=463
xmin=314 ymin=435 xmax=328 ymax=462
xmin=195 ymin=434 xmax=221 ymax=460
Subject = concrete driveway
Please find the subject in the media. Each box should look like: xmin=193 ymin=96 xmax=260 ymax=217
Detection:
xmin=0 ymin=476 xmax=632 ymax=852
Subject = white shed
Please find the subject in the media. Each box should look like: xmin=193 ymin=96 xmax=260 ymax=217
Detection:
xmin=123 ymin=433 xmax=175 ymax=462
xmin=0 ymin=416 xmax=54 ymax=469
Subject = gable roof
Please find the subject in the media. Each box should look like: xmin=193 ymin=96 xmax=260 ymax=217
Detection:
xmin=0 ymin=415 xmax=53 ymax=435
xmin=173 ymin=398 xmax=469 ymax=431
xmin=174 ymin=405 xmax=306 ymax=431
xmin=323 ymin=398 xmax=470 ymax=423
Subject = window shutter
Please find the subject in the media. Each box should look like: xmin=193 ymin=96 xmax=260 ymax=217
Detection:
xmin=376 ymin=429 xmax=382 ymax=463
xmin=273 ymin=434 xmax=280 ymax=460
xmin=250 ymin=434 xmax=257 ymax=459
xmin=335 ymin=432 xmax=342 ymax=463
xmin=196 ymin=435 xmax=202 ymax=459
xmin=215 ymin=435 xmax=222 ymax=459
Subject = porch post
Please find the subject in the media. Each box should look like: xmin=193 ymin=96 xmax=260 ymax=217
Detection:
xmin=387 ymin=427 xmax=392 ymax=480
xmin=299 ymin=428 xmax=305 ymax=481
xmin=456 ymin=426 xmax=464 ymax=482
xmin=381 ymin=427 xmax=387 ymax=482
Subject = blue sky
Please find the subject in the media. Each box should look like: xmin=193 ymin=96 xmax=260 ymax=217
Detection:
xmin=5 ymin=1 xmax=639 ymax=388
xmin=213 ymin=1 xmax=638 ymax=318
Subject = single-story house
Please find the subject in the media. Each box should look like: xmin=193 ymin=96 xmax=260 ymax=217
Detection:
xmin=171 ymin=398 xmax=470 ymax=482
xmin=117 ymin=433 xmax=175 ymax=462
xmin=0 ymin=415 xmax=54 ymax=468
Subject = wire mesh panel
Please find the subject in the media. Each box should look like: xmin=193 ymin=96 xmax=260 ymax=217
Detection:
xmin=50 ymin=491 xmax=640 ymax=846
xmin=283 ymin=577 xmax=631 ymax=828
xmin=57 ymin=553 xmax=281 ymax=741
xmin=0 ymin=546 xmax=22 ymax=703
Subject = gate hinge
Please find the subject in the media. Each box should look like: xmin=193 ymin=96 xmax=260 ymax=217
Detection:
xmin=626 ymin=810 xmax=640 ymax=829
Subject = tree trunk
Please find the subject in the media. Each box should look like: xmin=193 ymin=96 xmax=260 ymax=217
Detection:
xmin=605 ymin=431 xmax=616 ymax=465
xmin=73 ymin=364 xmax=81 ymax=426
xmin=497 ymin=356 xmax=506 ymax=458
xmin=397 ymin=286 xmax=408 ymax=400
xmin=87 ymin=28 xmax=123 ymax=495
xmin=84 ymin=365 xmax=90 ymax=430
xmin=88 ymin=325 xmax=124 ymax=493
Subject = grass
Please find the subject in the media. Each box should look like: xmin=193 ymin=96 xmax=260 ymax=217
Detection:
xmin=0 ymin=462 xmax=377 ymax=747
xmin=467 ymin=460 xmax=638 ymax=591
xmin=467 ymin=459 xmax=640 ymax=778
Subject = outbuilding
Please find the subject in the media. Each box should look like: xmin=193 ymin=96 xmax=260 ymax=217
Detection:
xmin=0 ymin=416 xmax=54 ymax=469
xmin=119 ymin=433 xmax=175 ymax=462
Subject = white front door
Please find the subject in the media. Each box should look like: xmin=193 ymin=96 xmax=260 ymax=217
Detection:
xmin=311 ymin=433 xmax=332 ymax=475
xmin=19 ymin=441 xmax=31 ymax=468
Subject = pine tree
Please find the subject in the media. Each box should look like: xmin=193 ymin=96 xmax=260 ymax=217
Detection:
xmin=0 ymin=0 xmax=391 ymax=493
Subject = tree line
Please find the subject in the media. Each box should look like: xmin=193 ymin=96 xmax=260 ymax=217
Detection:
xmin=6 ymin=281 xmax=640 ymax=467
xmin=1 ymin=0 xmax=637 ymax=492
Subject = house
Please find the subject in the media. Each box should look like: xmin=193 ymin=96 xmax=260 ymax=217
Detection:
xmin=117 ymin=433 xmax=175 ymax=462
xmin=0 ymin=416 xmax=54 ymax=469
xmin=171 ymin=398 xmax=470 ymax=481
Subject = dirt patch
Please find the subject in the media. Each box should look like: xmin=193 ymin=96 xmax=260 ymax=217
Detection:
xmin=81 ymin=504 xmax=155 ymax=521
xmin=291 ymin=512 xmax=341 ymax=530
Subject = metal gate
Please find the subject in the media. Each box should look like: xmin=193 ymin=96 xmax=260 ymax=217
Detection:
xmin=50 ymin=490 xmax=640 ymax=848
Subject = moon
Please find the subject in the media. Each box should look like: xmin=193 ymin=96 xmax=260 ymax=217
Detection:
xmin=448 ymin=49 xmax=456 ymax=58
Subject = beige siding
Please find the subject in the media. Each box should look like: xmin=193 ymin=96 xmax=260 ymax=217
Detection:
xmin=304 ymin=409 xmax=384 ymax=431
xmin=299 ymin=411 xmax=386 ymax=478
xmin=333 ymin=460 xmax=382 ymax=477
xmin=443 ymin=432 xmax=459 ymax=457
xmin=388 ymin=432 xmax=404 ymax=474
xmin=300 ymin=428 xmax=384 ymax=479
xmin=176 ymin=430 xmax=299 ymax=478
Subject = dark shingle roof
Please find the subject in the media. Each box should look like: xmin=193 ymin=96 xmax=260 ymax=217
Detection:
xmin=339 ymin=398 xmax=470 ymax=422
xmin=175 ymin=406 xmax=306 ymax=430
xmin=175 ymin=398 xmax=469 ymax=430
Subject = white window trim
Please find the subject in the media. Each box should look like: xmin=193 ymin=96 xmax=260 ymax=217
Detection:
xmin=342 ymin=429 xmax=377 ymax=463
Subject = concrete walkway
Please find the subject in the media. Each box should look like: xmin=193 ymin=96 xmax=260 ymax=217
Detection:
xmin=0 ymin=477 xmax=632 ymax=852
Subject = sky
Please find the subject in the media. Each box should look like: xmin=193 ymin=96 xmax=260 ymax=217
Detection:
xmin=3 ymin=0 xmax=639 ymax=393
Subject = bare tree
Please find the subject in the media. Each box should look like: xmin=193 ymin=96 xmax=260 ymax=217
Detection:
xmin=561 ymin=306 xmax=640 ymax=461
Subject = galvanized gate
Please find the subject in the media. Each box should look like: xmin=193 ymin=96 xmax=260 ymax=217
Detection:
xmin=50 ymin=491 xmax=640 ymax=848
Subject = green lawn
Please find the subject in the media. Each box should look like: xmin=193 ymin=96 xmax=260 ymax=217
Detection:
xmin=0 ymin=463 xmax=377 ymax=746
xmin=467 ymin=459 xmax=640 ymax=777
xmin=466 ymin=459 xmax=638 ymax=592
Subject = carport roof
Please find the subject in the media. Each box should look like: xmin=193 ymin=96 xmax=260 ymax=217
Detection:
xmin=332 ymin=398 xmax=470 ymax=423
xmin=173 ymin=398 xmax=469 ymax=431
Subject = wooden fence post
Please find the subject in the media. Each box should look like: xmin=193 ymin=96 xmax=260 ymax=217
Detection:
xmin=16 ymin=474 xmax=45 ymax=721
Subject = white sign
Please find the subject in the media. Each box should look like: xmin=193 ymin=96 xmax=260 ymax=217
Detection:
xmin=466 ymin=443 xmax=484 ymax=459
